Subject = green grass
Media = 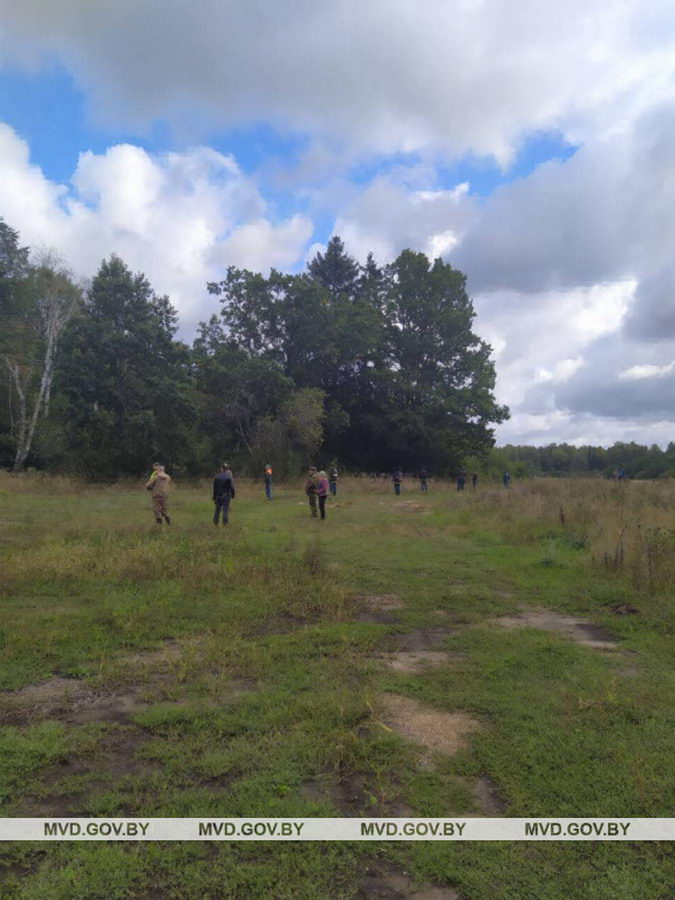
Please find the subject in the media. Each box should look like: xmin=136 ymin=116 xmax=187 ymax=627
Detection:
xmin=0 ymin=475 xmax=674 ymax=898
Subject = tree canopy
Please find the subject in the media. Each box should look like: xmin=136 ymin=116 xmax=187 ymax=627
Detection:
xmin=2 ymin=222 xmax=511 ymax=477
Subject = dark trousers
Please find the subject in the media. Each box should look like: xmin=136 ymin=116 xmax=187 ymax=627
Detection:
xmin=265 ymin=481 xmax=272 ymax=500
xmin=318 ymin=495 xmax=327 ymax=519
xmin=213 ymin=496 xmax=230 ymax=524
xmin=394 ymin=483 xmax=401 ymax=495
xmin=330 ymin=481 xmax=337 ymax=496
xmin=457 ymin=479 xmax=465 ymax=491
xmin=420 ymin=480 xmax=427 ymax=492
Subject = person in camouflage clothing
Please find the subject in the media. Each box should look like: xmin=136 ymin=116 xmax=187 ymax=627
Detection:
xmin=305 ymin=466 xmax=318 ymax=518
xmin=145 ymin=463 xmax=171 ymax=525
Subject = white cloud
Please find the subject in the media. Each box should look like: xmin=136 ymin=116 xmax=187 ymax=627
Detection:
xmin=1 ymin=1 xmax=674 ymax=160
xmin=619 ymin=362 xmax=675 ymax=381
xmin=0 ymin=125 xmax=313 ymax=331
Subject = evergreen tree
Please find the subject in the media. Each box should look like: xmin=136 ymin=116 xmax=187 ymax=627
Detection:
xmin=57 ymin=256 xmax=196 ymax=478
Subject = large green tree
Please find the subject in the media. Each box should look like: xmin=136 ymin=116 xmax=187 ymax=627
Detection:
xmin=208 ymin=238 xmax=508 ymax=472
xmin=56 ymin=256 xmax=197 ymax=479
xmin=192 ymin=315 xmax=325 ymax=476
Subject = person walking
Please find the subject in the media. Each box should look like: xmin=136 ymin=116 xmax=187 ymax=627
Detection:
xmin=472 ymin=472 xmax=478 ymax=490
xmin=328 ymin=464 xmax=338 ymax=496
xmin=264 ymin=463 xmax=273 ymax=501
xmin=145 ymin=463 xmax=171 ymax=525
xmin=305 ymin=466 xmax=319 ymax=518
xmin=418 ymin=467 xmax=428 ymax=492
xmin=503 ymin=471 xmax=511 ymax=488
xmin=393 ymin=468 xmax=403 ymax=495
xmin=213 ymin=462 xmax=235 ymax=525
xmin=456 ymin=467 xmax=467 ymax=491
xmin=316 ymin=470 xmax=329 ymax=520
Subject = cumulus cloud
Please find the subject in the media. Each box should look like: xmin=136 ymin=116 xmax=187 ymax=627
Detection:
xmin=334 ymin=170 xmax=473 ymax=263
xmin=1 ymin=0 xmax=674 ymax=160
xmin=0 ymin=124 xmax=313 ymax=331
xmin=2 ymin=0 xmax=674 ymax=445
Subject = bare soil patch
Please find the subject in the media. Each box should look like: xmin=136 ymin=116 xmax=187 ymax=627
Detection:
xmin=495 ymin=609 xmax=619 ymax=650
xmin=14 ymin=726 xmax=153 ymax=817
xmin=459 ymin=775 xmax=506 ymax=815
xmin=388 ymin=629 xmax=454 ymax=652
xmin=378 ymin=694 xmax=480 ymax=767
xmin=394 ymin=502 xmax=431 ymax=514
xmin=352 ymin=594 xmax=404 ymax=624
xmin=2 ymin=675 xmax=164 ymax=727
xmin=300 ymin=772 xmax=414 ymax=817
xmin=358 ymin=869 xmax=459 ymax=899
xmin=377 ymin=650 xmax=453 ymax=674
xmin=1 ymin=638 xmax=250 ymax=726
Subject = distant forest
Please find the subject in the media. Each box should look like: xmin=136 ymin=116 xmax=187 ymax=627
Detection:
xmin=481 ymin=442 xmax=675 ymax=481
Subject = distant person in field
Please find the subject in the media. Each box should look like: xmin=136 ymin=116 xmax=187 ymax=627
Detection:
xmin=456 ymin=467 xmax=467 ymax=491
xmin=503 ymin=471 xmax=511 ymax=488
xmin=213 ymin=462 xmax=235 ymax=525
xmin=393 ymin=468 xmax=403 ymax=495
xmin=145 ymin=463 xmax=171 ymax=525
xmin=316 ymin=470 xmax=329 ymax=519
xmin=418 ymin=467 xmax=428 ymax=492
xmin=264 ymin=463 xmax=273 ymax=500
xmin=305 ymin=466 xmax=319 ymax=518
xmin=472 ymin=472 xmax=478 ymax=490
xmin=328 ymin=464 xmax=338 ymax=496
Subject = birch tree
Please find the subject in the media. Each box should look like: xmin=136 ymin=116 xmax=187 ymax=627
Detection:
xmin=1 ymin=245 xmax=81 ymax=472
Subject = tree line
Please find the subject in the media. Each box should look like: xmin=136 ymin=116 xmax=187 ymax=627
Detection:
xmin=1 ymin=218 xmax=508 ymax=480
xmin=479 ymin=442 xmax=675 ymax=480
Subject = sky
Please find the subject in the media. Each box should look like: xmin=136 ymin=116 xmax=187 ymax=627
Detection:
xmin=1 ymin=0 xmax=674 ymax=448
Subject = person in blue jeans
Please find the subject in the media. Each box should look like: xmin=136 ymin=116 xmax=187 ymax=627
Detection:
xmin=328 ymin=465 xmax=338 ymax=496
xmin=393 ymin=468 xmax=403 ymax=495
xmin=264 ymin=464 xmax=273 ymax=500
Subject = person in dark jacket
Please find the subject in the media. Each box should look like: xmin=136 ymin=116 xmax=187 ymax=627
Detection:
xmin=418 ymin=467 xmax=428 ymax=492
xmin=393 ymin=468 xmax=403 ymax=495
xmin=305 ymin=466 xmax=318 ymax=517
xmin=264 ymin=464 xmax=273 ymax=501
xmin=472 ymin=472 xmax=478 ymax=490
xmin=213 ymin=462 xmax=235 ymax=525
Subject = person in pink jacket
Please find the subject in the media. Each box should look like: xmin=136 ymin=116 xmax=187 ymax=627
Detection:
xmin=316 ymin=470 xmax=329 ymax=520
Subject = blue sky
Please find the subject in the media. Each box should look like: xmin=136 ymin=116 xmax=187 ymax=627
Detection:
xmin=0 ymin=0 xmax=673 ymax=447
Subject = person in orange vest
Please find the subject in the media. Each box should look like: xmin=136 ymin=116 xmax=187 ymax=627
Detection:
xmin=264 ymin=463 xmax=273 ymax=501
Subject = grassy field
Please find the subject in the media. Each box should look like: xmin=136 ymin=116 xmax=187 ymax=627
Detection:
xmin=0 ymin=473 xmax=674 ymax=899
